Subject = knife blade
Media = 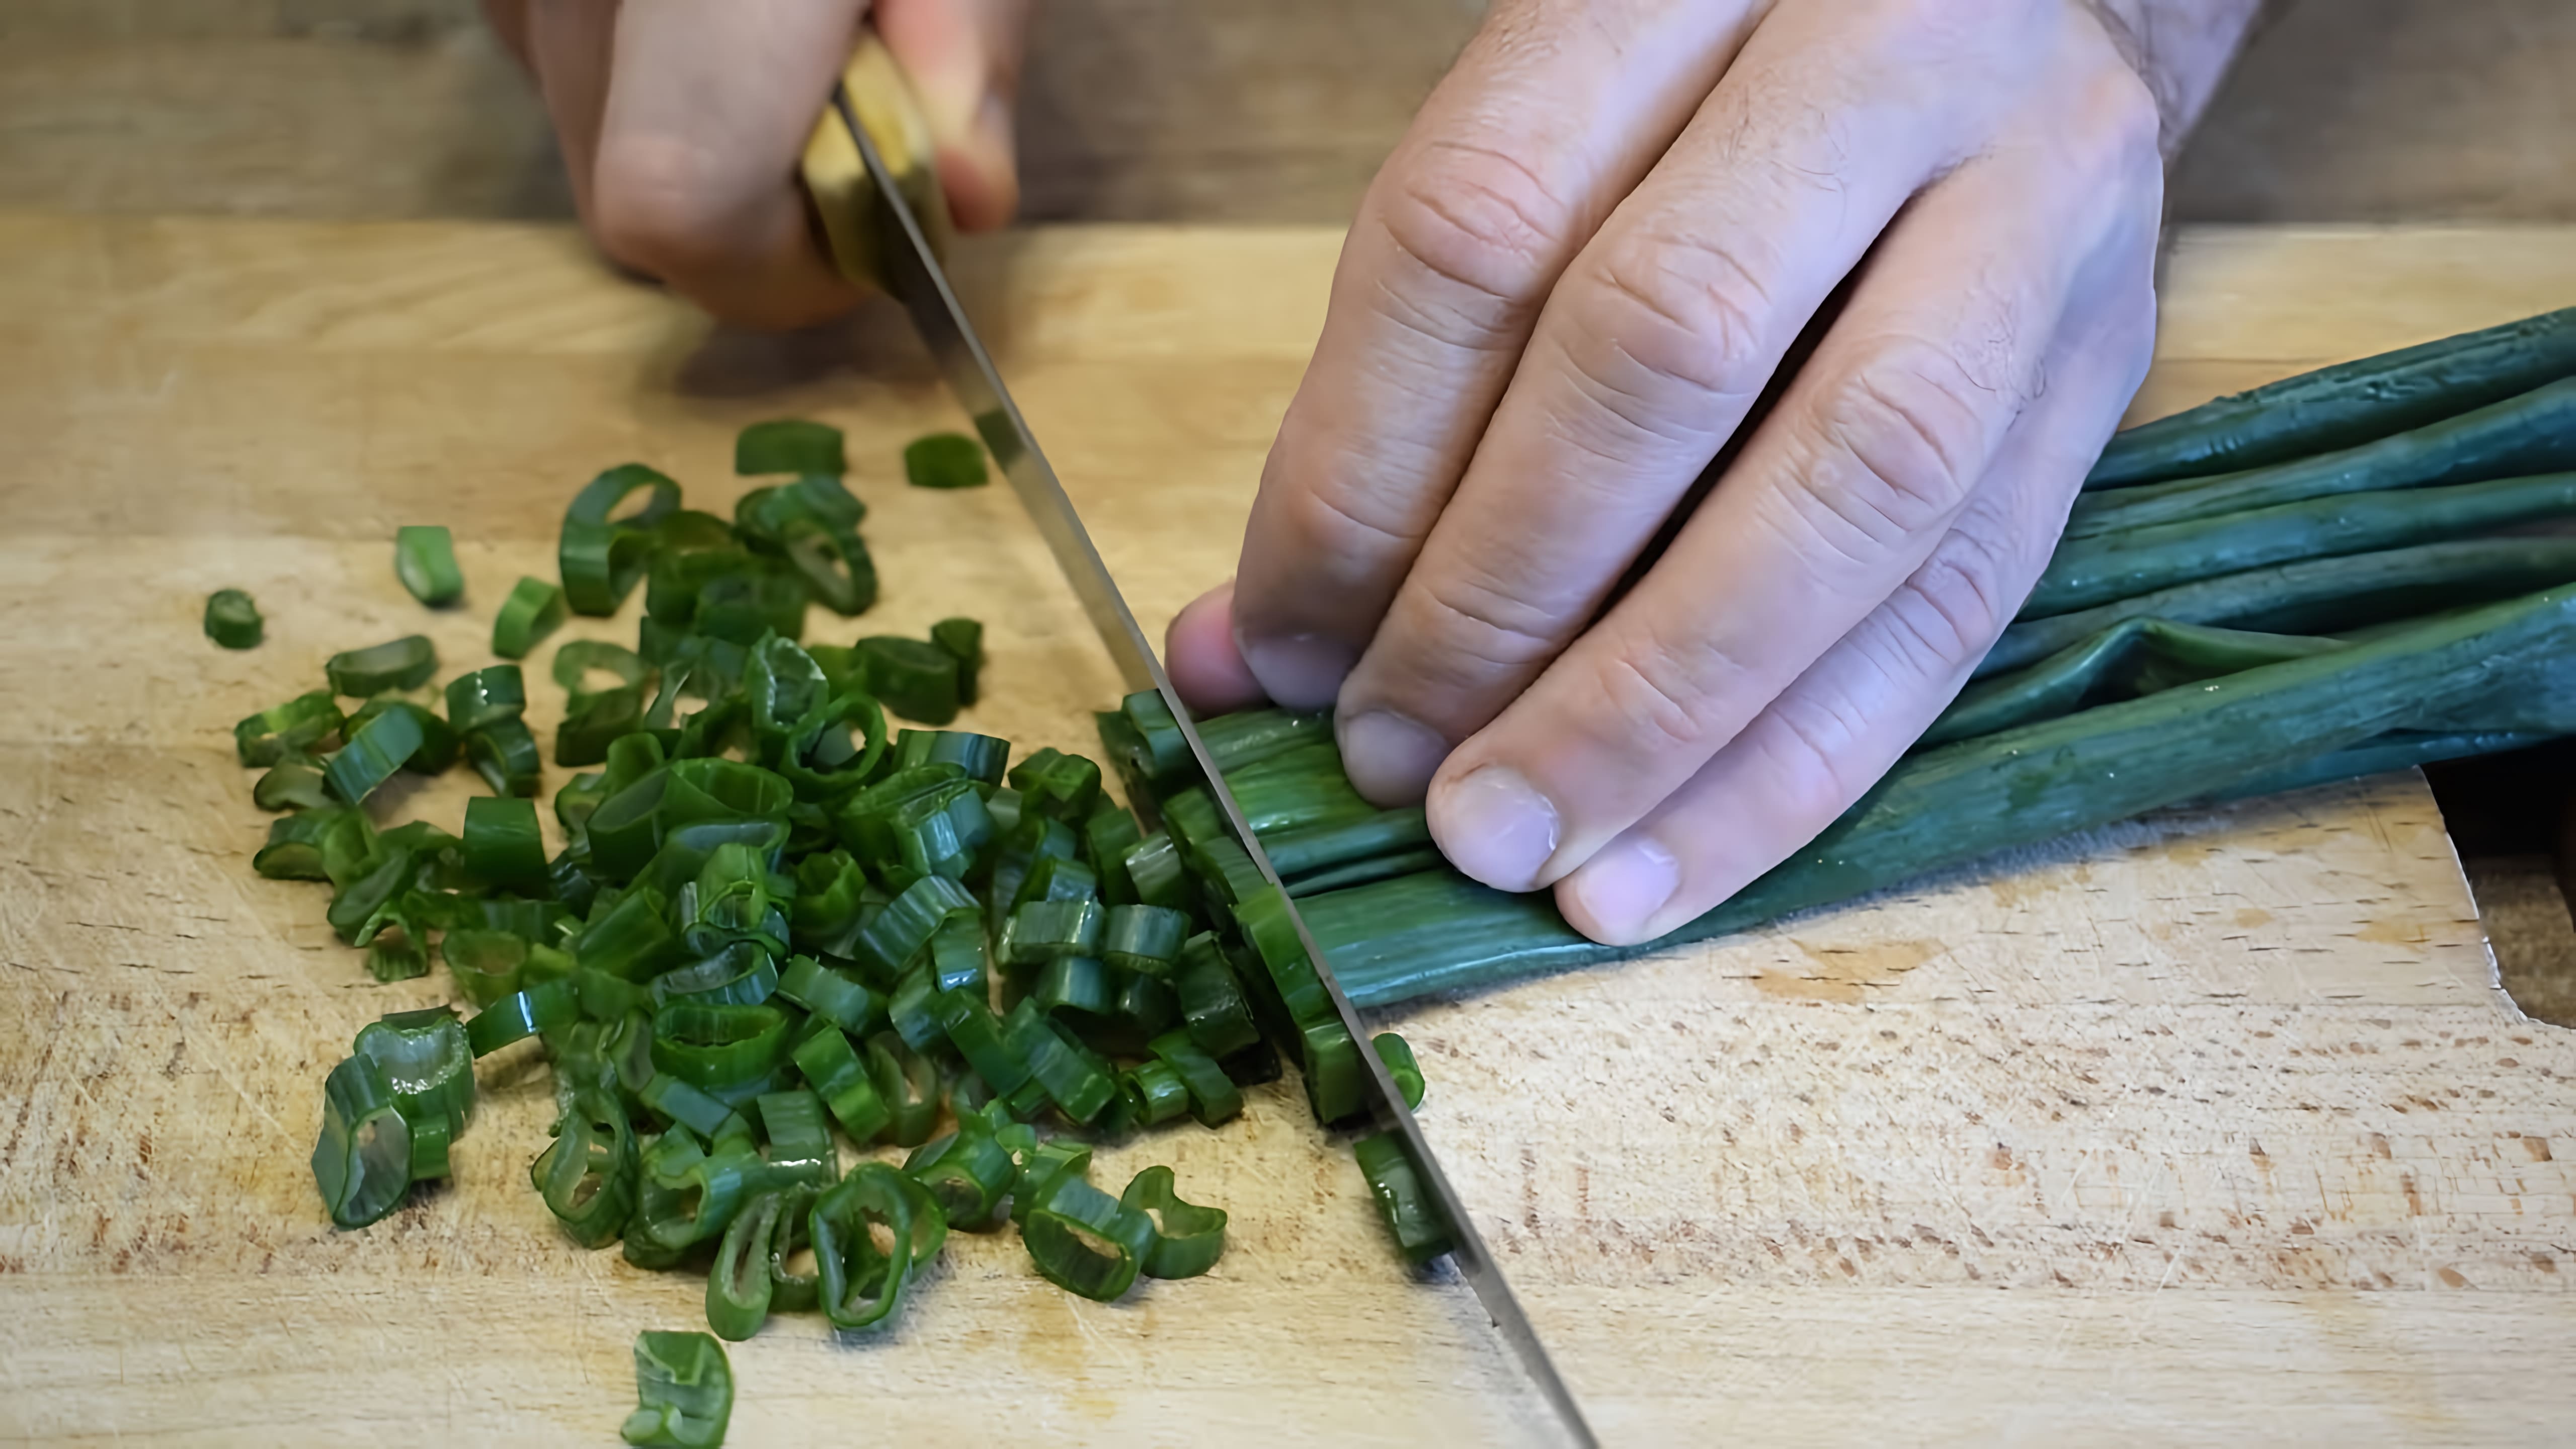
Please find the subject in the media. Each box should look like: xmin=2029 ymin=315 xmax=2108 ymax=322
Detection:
xmin=818 ymin=75 xmax=1597 ymax=1448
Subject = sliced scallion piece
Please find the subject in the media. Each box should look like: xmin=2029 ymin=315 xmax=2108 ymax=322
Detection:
xmin=204 ymin=588 xmax=263 ymax=649
xmin=561 ymin=463 xmax=681 ymax=615
xmin=325 ymin=635 xmax=438 ymax=697
xmin=394 ymin=525 xmax=464 ymax=607
xmin=493 ymin=576 xmax=568 ymax=659
xmin=311 ymin=1055 xmax=413 ymax=1229
xmin=903 ymin=431 xmax=988 ymax=490
xmin=620 ymin=1329 xmax=732 ymax=1448
xmin=735 ymin=419 xmax=846 ymax=476
xmin=1120 ymin=1164 xmax=1227 ymax=1279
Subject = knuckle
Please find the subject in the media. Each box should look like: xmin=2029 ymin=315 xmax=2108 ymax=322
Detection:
xmin=1557 ymin=230 xmax=1776 ymax=439
xmin=1411 ymin=569 xmax=1566 ymax=679
xmin=1888 ymin=520 xmax=2019 ymax=667
xmin=589 ymin=140 xmax=743 ymax=284
xmin=1277 ymin=471 xmax=1418 ymax=572
xmin=1370 ymin=139 xmax=1576 ymax=351
xmin=1801 ymin=340 xmax=2011 ymax=546
xmin=1588 ymin=618 xmax=1752 ymax=761
xmin=1757 ymin=696 xmax=1877 ymax=826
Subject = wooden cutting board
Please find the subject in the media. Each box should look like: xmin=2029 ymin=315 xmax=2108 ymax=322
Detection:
xmin=1 ymin=214 xmax=2571 ymax=1445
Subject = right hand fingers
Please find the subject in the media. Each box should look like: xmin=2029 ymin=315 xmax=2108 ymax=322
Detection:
xmin=1223 ymin=0 xmax=1766 ymax=711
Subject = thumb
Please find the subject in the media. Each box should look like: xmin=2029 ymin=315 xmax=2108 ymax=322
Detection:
xmin=875 ymin=0 xmax=1032 ymax=231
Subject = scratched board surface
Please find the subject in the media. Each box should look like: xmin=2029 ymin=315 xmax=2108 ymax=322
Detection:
xmin=1 ymin=217 xmax=2573 ymax=1444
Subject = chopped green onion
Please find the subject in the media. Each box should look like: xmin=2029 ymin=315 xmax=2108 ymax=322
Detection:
xmin=811 ymin=1162 xmax=939 ymax=1330
xmin=903 ymin=431 xmax=989 ymax=490
xmin=536 ymin=1086 xmax=638 ymax=1248
xmin=736 ymin=419 xmax=846 ymax=476
xmin=791 ymin=1023 xmax=891 ymax=1142
xmin=324 ymin=703 xmax=426 ymax=804
xmin=707 ymin=1190 xmax=785 ymax=1341
xmin=903 ymin=1117 xmax=1016 ymax=1229
xmin=254 ymin=809 xmax=359 ymax=880
xmin=1373 ymin=1031 xmax=1426 ymax=1110
xmin=311 ymin=1055 xmax=413 ymax=1229
xmin=353 ymin=1007 xmax=475 ymax=1132
xmin=444 ymin=665 xmax=527 ymax=733
xmin=492 ymin=576 xmax=568 ymax=659
xmin=1021 ymin=1174 xmax=1155 ymax=1301
xmin=1352 ymin=1133 xmax=1452 ymax=1266
xmin=235 ymin=690 xmax=344 ymax=767
xmin=203 ymin=588 xmax=263 ymax=649
xmin=931 ymin=616 xmax=984 ymax=702
xmin=1147 ymin=1030 xmax=1243 ymax=1126
xmin=853 ymin=635 xmax=961 ymax=725
xmin=462 ymin=795 xmax=548 ymax=891
xmin=465 ymin=717 xmax=543 ymax=797
xmin=467 ymin=978 xmax=578 ymax=1057
xmin=252 ymin=756 xmax=333 ymax=812
xmin=1120 ymin=1164 xmax=1227 ymax=1278
xmin=325 ymin=635 xmax=438 ymax=696
xmin=562 ymin=463 xmax=680 ymax=615
xmin=344 ymin=696 xmax=458 ymax=774
xmin=620 ymin=1329 xmax=732 ymax=1448
xmin=394 ymin=525 xmax=464 ymax=607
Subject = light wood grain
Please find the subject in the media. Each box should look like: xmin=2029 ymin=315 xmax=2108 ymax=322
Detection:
xmin=2 ymin=218 xmax=2572 ymax=1444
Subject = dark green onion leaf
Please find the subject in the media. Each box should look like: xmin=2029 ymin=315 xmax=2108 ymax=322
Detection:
xmin=394 ymin=525 xmax=464 ymax=607
xmin=620 ymin=1330 xmax=733 ymax=1448
xmin=492 ymin=576 xmax=568 ymax=659
xmin=203 ymin=588 xmax=263 ymax=649
xmin=903 ymin=431 xmax=988 ymax=490
xmin=735 ymin=418 xmax=846 ymax=477
xmin=325 ymin=635 xmax=438 ymax=697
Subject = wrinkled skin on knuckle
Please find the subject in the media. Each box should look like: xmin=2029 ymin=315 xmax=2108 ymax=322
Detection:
xmin=1410 ymin=567 xmax=1569 ymax=678
xmin=1582 ymin=615 xmax=1751 ymax=762
xmin=1884 ymin=512 xmax=2020 ymax=671
xmin=1800 ymin=337 xmax=2014 ymax=548
xmin=1366 ymin=138 xmax=1577 ymax=353
xmin=1558 ymin=229 xmax=1778 ymax=439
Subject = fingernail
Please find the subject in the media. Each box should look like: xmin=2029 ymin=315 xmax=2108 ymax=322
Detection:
xmin=1431 ymin=766 xmax=1561 ymax=892
xmin=1237 ymin=632 xmax=1356 ymax=710
xmin=1338 ymin=711 xmax=1450 ymax=804
xmin=1565 ymin=835 xmax=1680 ymax=944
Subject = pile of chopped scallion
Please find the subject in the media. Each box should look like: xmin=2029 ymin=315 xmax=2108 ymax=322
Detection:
xmin=220 ymin=419 xmax=1432 ymax=1446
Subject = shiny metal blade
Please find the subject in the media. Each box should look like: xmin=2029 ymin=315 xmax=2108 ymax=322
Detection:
xmin=831 ymin=84 xmax=1596 ymax=1448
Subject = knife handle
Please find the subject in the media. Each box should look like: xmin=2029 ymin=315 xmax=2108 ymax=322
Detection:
xmin=799 ymin=31 xmax=951 ymax=294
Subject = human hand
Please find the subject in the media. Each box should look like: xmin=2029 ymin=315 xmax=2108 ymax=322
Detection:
xmin=1169 ymin=0 xmax=2263 ymax=945
xmin=482 ymin=0 xmax=1030 ymax=329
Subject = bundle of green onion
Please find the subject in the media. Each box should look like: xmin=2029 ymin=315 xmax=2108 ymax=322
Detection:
xmin=1164 ymin=306 xmax=2576 ymax=1008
